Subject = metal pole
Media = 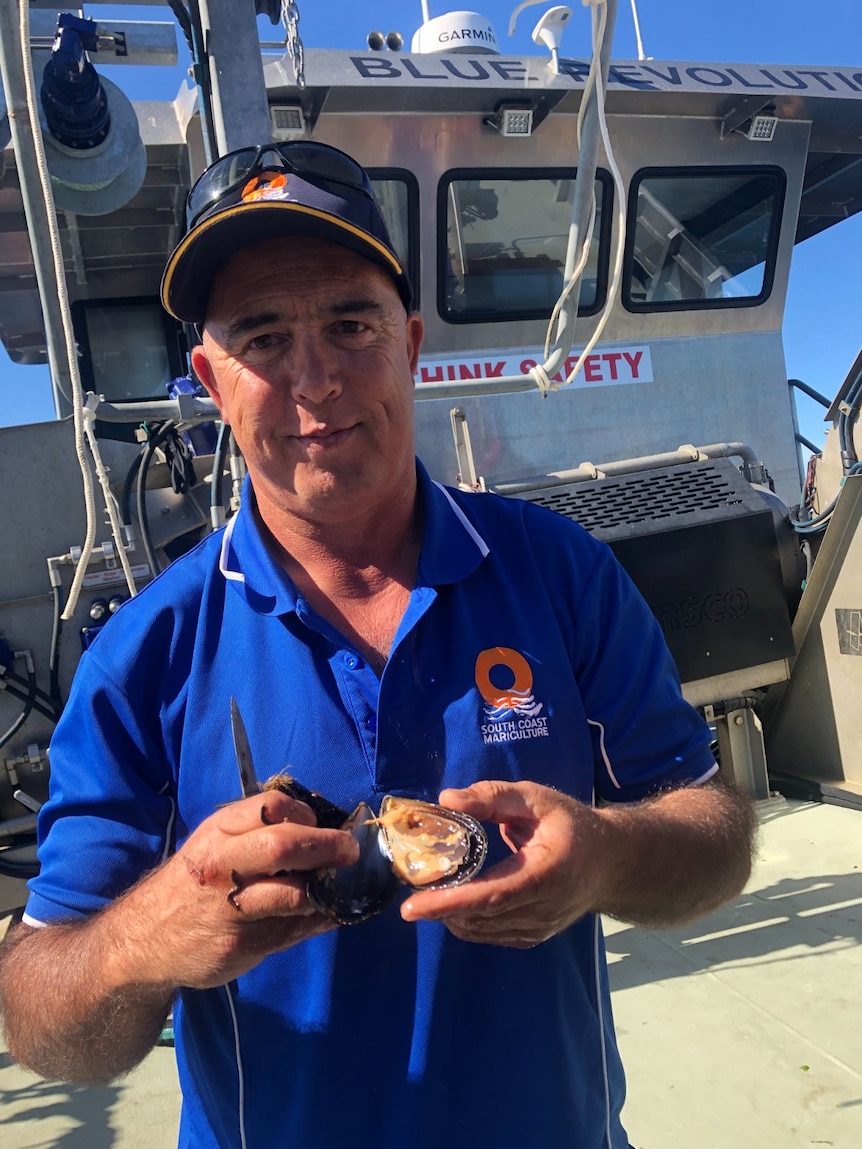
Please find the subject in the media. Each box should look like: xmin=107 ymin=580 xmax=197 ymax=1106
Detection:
xmin=196 ymin=0 xmax=272 ymax=154
xmin=0 ymin=0 xmax=73 ymax=415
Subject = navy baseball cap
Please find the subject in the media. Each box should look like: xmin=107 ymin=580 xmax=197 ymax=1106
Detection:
xmin=160 ymin=142 xmax=413 ymax=324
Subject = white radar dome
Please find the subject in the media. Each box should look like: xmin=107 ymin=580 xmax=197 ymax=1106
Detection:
xmin=411 ymin=11 xmax=500 ymax=55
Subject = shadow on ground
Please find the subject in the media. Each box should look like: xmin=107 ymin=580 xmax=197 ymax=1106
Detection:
xmin=0 ymin=1051 xmax=121 ymax=1149
xmin=606 ymin=867 xmax=862 ymax=992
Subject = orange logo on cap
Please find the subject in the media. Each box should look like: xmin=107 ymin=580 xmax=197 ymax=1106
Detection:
xmin=241 ymin=171 xmax=288 ymax=203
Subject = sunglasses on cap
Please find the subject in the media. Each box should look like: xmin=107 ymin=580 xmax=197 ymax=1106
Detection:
xmin=186 ymin=142 xmax=376 ymax=230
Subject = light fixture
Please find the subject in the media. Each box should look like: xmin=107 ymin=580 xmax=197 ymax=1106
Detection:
xmin=37 ymin=13 xmax=146 ymax=215
xmin=269 ymin=103 xmax=306 ymax=140
xmin=490 ymin=104 xmax=534 ymax=137
xmin=720 ymin=99 xmax=778 ymax=143
xmin=746 ymin=115 xmax=778 ymax=142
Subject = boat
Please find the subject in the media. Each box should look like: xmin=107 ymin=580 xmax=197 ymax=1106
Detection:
xmin=1 ymin=0 xmax=860 ymax=894
xmin=0 ymin=1 xmax=860 ymax=1143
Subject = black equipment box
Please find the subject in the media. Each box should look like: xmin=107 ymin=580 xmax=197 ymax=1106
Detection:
xmin=514 ymin=458 xmax=795 ymax=685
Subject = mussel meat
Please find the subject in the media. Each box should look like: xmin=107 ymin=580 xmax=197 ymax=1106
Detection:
xmin=307 ymin=795 xmax=488 ymax=926
xmin=376 ymin=797 xmax=487 ymax=889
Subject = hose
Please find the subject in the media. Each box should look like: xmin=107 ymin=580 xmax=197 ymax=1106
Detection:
xmin=120 ymin=447 xmax=146 ymax=528
xmin=210 ymin=420 xmax=232 ymax=527
xmin=0 ymin=666 xmax=36 ymax=753
xmin=136 ymin=422 xmax=177 ymax=578
xmin=0 ymin=674 xmax=58 ymax=724
xmin=0 ymin=842 xmax=39 ymax=880
xmin=48 ymin=582 xmax=64 ymax=715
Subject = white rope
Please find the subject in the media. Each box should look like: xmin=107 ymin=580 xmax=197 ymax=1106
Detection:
xmin=537 ymin=0 xmax=608 ymax=391
xmin=539 ymin=0 xmax=630 ymax=393
xmin=18 ymin=3 xmax=136 ymax=615
xmin=557 ymin=1 xmax=629 ymax=388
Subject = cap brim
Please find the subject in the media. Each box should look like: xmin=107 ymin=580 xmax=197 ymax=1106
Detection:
xmin=161 ymin=199 xmax=411 ymax=324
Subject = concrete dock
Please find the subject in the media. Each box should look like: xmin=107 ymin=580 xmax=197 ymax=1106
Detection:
xmin=1 ymin=798 xmax=860 ymax=1147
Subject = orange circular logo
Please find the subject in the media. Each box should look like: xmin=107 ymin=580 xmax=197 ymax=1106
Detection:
xmin=474 ymin=647 xmax=533 ymax=708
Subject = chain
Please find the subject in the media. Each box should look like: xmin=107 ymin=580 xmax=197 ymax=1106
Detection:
xmin=281 ymin=0 xmax=305 ymax=89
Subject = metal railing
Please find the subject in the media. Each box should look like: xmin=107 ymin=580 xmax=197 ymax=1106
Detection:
xmin=789 ymin=376 xmax=831 ymax=455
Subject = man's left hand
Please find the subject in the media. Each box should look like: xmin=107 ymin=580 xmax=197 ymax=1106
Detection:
xmin=399 ymin=780 xmax=603 ymax=948
xmin=400 ymin=776 xmax=754 ymax=947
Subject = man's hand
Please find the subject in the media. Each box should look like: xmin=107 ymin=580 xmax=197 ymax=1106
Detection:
xmin=400 ymin=781 xmax=602 ymax=947
xmin=118 ymin=789 xmax=360 ymax=991
xmin=0 ymin=790 xmax=360 ymax=1083
xmin=400 ymin=778 xmax=754 ymax=947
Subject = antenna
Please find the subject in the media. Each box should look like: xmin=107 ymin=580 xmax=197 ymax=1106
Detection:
xmin=421 ymin=2 xmax=432 ymax=22
xmin=629 ymin=0 xmax=648 ymax=61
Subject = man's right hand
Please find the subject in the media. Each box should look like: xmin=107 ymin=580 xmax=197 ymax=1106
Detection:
xmin=0 ymin=790 xmax=359 ymax=1084
xmin=106 ymin=789 xmax=360 ymax=992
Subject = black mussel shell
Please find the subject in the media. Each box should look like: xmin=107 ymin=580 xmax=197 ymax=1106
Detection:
xmin=262 ymin=773 xmax=350 ymax=829
xmin=377 ymin=797 xmax=488 ymax=890
xmin=307 ymin=803 xmax=400 ymax=925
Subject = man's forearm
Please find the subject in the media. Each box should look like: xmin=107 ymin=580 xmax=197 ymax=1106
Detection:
xmin=593 ymin=781 xmax=757 ymax=928
xmin=0 ymin=793 xmax=361 ymax=1083
xmin=0 ymin=915 xmax=174 ymax=1084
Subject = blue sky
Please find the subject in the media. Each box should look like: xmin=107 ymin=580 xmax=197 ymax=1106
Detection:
xmin=3 ymin=0 xmax=860 ymax=450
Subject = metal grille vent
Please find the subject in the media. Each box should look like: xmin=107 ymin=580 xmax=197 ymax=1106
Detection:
xmin=516 ymin=460 xmax=749 ymax=535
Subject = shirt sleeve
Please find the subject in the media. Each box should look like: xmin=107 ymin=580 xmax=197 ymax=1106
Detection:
xmin=569 ymin=537 xmax=718 ymax=803
xmin=24 ymin=644 xmax=176 ymax=926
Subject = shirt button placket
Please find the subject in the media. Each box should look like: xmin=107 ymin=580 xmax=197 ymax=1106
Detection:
xmin=338 ymin=650 xmax=378 ymax=764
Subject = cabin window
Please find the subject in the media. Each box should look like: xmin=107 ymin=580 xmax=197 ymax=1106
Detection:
xmin=624 ymin=167 xmax=785 ymax=311
xmin=438 ymin=169 xmax=611 ymax=323
xmin=369 ymin=171 xmax=419 ymax=306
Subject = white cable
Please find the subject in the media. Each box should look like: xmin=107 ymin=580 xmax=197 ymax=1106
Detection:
xmin=83 ymin=399 xmax=138 ymax=596
xmin=560 ymin=2 xmax=628 ymax=387
xmin=535 ymin=1 xmax=628 ymax=393
xmin=507 ymin=0 xmax=551 ymax=38
xmin=543 ymin=197 xmax=597 ymax=362
xmin=533 ymin=0 xmax=607 ymax=391
xmin=543 ymin=62 xmax=602 ymax=358
xmin=18 ymin=3 xmax=135 ymax=616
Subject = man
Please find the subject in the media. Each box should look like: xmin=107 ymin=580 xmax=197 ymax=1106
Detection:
xmin=0 ymin=142 xmax=754 ymax=1149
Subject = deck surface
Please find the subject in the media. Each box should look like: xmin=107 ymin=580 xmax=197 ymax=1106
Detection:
xmin=1 ymin=798 xmax=859 ymax=1148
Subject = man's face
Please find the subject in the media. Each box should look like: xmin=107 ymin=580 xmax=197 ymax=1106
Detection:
xmin=192 ymin=236 xmax=424 ymax=527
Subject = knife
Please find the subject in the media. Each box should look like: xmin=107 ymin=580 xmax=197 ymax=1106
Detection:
xmin=230 ymin=696 xmax=262 ymax=799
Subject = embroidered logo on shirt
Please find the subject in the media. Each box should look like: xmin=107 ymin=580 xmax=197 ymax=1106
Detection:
xmin=475 ymin=647 xmax=549 ymax=744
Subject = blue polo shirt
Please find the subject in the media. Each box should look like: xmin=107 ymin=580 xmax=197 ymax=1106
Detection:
xmin=27 ymin=462 xmax=716 ymax=1149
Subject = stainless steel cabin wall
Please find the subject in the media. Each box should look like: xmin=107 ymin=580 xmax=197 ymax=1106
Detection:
xmin=310 ymin=108 xmax=809 ymax=503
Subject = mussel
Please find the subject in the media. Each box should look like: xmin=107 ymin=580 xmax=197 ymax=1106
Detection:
xmin=261 ymin=773 xmax=349 ymax=830
xmin=306 ymin=795 xmax=488 ymax=926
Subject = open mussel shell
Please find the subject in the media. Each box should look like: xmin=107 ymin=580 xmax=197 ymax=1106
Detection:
xmin=376 ymin=796 xmax=488 ymax=890
xmin=306 ymin=795 xmax=489 ymax=926
xmin=307 ymin=802 xmax=400 ymax=925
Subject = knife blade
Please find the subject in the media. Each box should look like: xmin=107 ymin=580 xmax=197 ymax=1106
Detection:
xmin=230 ymin=696 xmax=261 ymax=799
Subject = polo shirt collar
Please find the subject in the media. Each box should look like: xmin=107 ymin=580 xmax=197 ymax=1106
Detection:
xmin=219 ymin=463 xmax=489 ymax=615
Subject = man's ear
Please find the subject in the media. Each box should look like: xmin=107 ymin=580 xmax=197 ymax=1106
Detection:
xmin=190 ymin=343 xmax=226 ymax=420
xmin=406 ymin=312 xmax=424 ymax=377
